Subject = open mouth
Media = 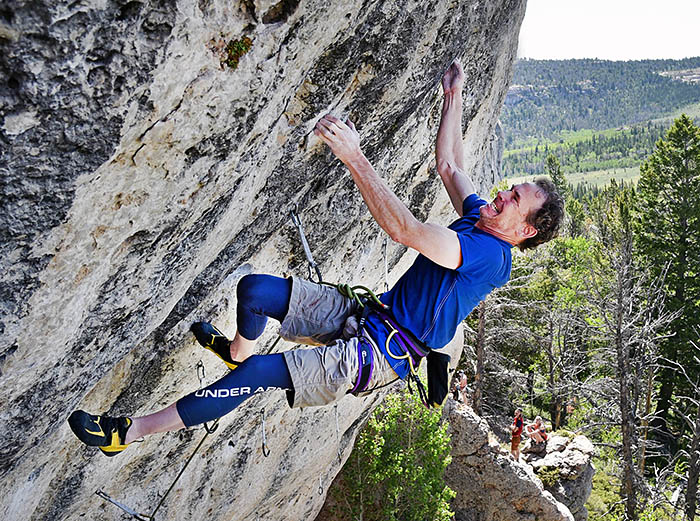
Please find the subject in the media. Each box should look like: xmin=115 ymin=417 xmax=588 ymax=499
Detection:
xmin=489 ymin=201 xmax=500 ymax=215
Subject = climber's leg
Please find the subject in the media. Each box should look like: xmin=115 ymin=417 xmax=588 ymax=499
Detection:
xmin=69 ymin=353 xmax=294 ymax=453
xmin=173 ymin=353 xmax=292 ymax=429
xmin=192 ymin=274 xmax=293 ymax=367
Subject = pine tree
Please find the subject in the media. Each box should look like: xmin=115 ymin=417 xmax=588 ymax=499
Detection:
xmin=635 ymin=114 xmax=700 ymax=445
xmin=545 ymin=154 xmax=568 ymax=198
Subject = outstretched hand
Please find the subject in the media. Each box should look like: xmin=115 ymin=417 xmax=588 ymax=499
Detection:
xmin=442 ymin=59 xmax=464 ymax=94
xmin=314 ymin=114 xmax=362 ymax=164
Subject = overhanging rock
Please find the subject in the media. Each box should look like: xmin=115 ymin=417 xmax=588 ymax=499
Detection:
xmin=0 ymin=0 xmax=525 ymax=519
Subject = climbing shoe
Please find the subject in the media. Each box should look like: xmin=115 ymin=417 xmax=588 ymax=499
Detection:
xmin=68 ymin=410 xmax=132 ymax=457
xmin=190 ymin=321 xmax=240 ymax=370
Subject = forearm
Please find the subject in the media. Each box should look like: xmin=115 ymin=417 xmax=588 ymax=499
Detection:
xmin=436 ymin=90 xmax=476 ymax=214
xmin=436 ymin=90 xmax=466 ymax=170
xmin=343 ymin=152 xmax=416 ymax=242
xmin=313 ymin=114 xmax=462 ymax=269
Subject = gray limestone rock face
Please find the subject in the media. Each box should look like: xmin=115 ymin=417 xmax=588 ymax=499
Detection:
xmin=444 ymin=401 xmax=576 ymax=521
xmin=0 ymin=0 xmax=525 ymax=520
xmin=527 ymin=435 xmax=597 ymax=521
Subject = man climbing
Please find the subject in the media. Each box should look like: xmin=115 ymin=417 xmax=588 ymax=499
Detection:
xmin=68 ymin=60 xmax=564 ymax=456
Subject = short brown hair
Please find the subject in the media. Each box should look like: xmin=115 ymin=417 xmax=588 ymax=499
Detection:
xmin=519 ymin=177 xmax=564 ymax=251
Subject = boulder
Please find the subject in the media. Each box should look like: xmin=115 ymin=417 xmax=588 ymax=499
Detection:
xmin=444 ymin=401 xmax=575 ymax=521
xmin=527 ymin=434 xmax=596 ymax=521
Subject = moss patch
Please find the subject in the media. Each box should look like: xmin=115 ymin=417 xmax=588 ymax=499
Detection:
xmin=223 ymin=36 xmax=253 ymax=70
xmin=536 ymin=466 xmax=561 ymax=488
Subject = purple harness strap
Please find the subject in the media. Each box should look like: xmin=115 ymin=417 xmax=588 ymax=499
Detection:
xmin=374 ymin=309 xmax=430 ymax=364
xmin=349 ymin=336 xmax=374 ymax=395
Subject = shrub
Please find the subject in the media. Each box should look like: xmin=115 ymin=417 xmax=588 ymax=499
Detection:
xmin=333 ymin=390 xmax=455 ymax=521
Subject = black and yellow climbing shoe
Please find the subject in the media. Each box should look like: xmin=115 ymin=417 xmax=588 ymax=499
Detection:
xmin=190 ymin=321 xmax=240 ymax=370
xmin=68 ymin=410 xmax=132 ymax=457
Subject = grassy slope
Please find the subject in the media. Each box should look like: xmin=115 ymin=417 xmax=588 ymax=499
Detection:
xmin=503 ymin=101 xmax=700 ymax=188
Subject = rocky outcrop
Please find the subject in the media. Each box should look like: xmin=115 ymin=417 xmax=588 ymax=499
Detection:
xmin=444 ymin=401 xmax=575 ymax=521
xmin=444 ymin=402 xmax=596 ymax=521
xmin=524 ymin=435 xmax=596 ymax=521
xmin=0 ymin=1 xmax=525 ymax=520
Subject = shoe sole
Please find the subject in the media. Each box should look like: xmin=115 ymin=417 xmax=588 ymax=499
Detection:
xmin=191 ymin=322 xmax=240 ymax=370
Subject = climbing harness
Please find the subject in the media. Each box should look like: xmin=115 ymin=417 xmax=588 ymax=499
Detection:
xmin=323 ymin=282 xmax=449 ymax=408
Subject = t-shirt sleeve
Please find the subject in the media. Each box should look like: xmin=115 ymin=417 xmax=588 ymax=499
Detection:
xmin=455 ymin=231 xmax=503 ymax=275
xmin=462 ymin=193 xmax=486 ymax=218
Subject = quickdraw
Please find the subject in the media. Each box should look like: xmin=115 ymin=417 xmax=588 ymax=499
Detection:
xmin=290 ymin=204 xmax=322 ymax=283
xmin=260 ymin=408 xmax=270 ymax=457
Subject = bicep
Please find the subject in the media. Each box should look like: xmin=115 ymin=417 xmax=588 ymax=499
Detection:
xmin=402 ymin=222 xmax=463 ymax=270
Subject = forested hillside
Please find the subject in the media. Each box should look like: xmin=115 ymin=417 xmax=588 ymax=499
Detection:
xmin=501 ymin=58 xmax=700 ymax=181
xmin=470 ymin=115 xmax=700 ymax=521
xmin=503 ymin=58 xmax=700 ymax=144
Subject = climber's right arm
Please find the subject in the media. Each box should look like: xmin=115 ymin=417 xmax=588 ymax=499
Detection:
xmin=314 ymin=115 xmax=463 ymax=270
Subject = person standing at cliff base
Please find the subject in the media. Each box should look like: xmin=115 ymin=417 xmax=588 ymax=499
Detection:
xmin=68 ymin=60 xmax=564 ymax=456
xmin=511 ymin=408 xmax=524 ymax=460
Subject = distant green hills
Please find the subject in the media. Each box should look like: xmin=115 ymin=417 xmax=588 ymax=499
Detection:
xmin=501 ymin=58 xmax=700 ymax=185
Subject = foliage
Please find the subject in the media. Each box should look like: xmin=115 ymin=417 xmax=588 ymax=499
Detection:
xmin=332 ymin=391 xmax=455 ymax=521
xmin=503 ymin=122 xmax=671 ymax=178
xmin=586 ymin=452 xmax=623 ymax=520
xmin=222 ymin=36 xmax=253 ymax=69
xmin=635 ymin=114 xmax=700 ymax=442
xmin=502 ymin=58 xmax=700 ymax=146
xmin=536 ymin=466 xmax=561 ymax=488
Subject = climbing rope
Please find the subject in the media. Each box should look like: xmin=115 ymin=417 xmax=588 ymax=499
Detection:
xmin=328 ymin=283 xmax=386 ymax=311
xmin=146 ymin=363 xmax=221 ymax=519
xmin=148 ymin=420 xmax=218 ymax=519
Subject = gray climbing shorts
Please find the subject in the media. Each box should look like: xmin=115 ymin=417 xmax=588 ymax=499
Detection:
xmin=280 ymin=277 xmax=399 ymax=408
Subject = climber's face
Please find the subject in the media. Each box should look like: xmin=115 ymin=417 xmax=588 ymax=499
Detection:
xmin=476 ymin=182 xmax=544 ymax=246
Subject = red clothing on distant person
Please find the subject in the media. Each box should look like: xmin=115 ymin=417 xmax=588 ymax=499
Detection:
xmin=512 ymin=416 xmax=523 ymax=436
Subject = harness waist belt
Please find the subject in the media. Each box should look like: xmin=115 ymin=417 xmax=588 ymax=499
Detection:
xmin=368 ymin=304 xmax=430 ymax=362
xmin=349 ymin=337 xmax=374 ymax=395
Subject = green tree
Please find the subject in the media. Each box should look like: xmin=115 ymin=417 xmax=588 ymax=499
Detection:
xmin=635 ymin=114 xmax=700 ymax=444
xmin=585 ymin=183 xmax=673 ymax=520
xmin=332 ymin=391 xmax=455 ymax=521
xmin=566 ymin=197 xmax=586 ymax=237
xmin=545 ymin=153 xmax=569 ymax=198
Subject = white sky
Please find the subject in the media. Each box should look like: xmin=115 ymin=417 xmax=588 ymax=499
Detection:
xmin=518 ymin=0 xmax=700 ymax=61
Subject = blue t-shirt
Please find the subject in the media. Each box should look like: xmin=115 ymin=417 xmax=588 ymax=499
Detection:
xmin=366 ymin=193 xmax=512 ymax=379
